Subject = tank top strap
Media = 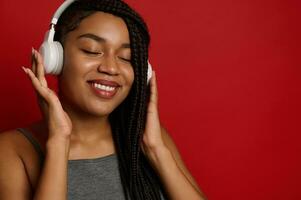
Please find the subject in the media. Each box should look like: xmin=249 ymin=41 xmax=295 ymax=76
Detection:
xmin=16 ymin=128 xmax=45 ymax=164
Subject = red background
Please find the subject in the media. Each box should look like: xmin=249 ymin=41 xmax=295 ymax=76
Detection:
xmin=0 ymin=0 xmax=300 ymax=199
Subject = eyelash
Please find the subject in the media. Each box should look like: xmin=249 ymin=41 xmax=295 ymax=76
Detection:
xmin=121 ymin=58 xmax=131 ymax=62
xmin=82 ymin=49 xmax=101 ymax=55
xmin=82 ymin=49 xmax=131 ymax=62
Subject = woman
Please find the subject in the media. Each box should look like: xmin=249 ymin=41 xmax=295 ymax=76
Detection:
xmin=0 ymin=0 xmax=206 ymax=199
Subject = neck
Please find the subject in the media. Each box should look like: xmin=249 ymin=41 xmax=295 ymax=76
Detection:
xmin=61 ymin=100 xmax=112 ymax=143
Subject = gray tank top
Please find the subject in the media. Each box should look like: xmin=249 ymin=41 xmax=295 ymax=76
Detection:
xmin=17 ymin=128 xmax=165 ymax=200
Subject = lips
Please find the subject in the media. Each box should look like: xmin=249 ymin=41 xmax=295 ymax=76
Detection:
xmin=88 ymin=79 xmax=120 ymax=87
xmin=87 ymin=79 xmax=120 ymax=99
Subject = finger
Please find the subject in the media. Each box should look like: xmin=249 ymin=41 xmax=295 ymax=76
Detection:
xmin=149 ymin=70 xmax=158 ymax=105
xmin=31 ymin=47 xmax=37 ymax=75
xmin=22 ymin=67 xmax=52 ymax=102
xmin=33 ymin=49 xmax=48 ymax=87
xmin=32 ymin=49 xmax=49 ymax=105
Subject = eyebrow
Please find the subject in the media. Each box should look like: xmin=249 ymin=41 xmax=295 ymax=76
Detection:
xmin=77 ymin=33 xmax=131 ymax=48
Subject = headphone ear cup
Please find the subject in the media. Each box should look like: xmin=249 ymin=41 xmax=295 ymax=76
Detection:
xmin=147 ymin=61 xmax=153 ymax=85
xmin=39 ymin=41 xmax=64 ymax=75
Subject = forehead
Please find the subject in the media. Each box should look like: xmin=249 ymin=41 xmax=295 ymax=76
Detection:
xmin=67 ymin=11 xmax=130 ymax=44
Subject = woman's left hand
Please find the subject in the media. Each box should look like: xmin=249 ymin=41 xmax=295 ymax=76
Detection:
xmin=141 ymin=71 xmax=206 ymax=199
xmin=141 ymin=71 xmax=167 ymax=163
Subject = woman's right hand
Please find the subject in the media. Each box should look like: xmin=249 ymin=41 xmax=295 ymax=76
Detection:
xmin=22 ymin=48 xmax=72 ymax=141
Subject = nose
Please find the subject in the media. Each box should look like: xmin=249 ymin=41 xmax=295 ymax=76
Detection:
xmin=97 ymin=55 xmax=119 ymax=76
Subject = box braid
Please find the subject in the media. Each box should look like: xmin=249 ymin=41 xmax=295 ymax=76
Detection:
xmin=54 ymin=0 xmax=169 ymax=199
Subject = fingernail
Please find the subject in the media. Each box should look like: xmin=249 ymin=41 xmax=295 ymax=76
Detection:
xmin=32 ymin=47 xmax=35 ymax=55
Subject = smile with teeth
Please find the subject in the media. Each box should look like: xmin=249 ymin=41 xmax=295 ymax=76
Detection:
xmin=92 ymin=82 xmax=117 ymax=91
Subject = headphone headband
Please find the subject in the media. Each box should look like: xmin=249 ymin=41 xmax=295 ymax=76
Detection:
xmin=51 ymin=0 xmax=76 ymax=25
xmin=40 ymin=0 xmax=152 ymax=84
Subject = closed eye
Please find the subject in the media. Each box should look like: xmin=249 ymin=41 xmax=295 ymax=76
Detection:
xmin=119 ymin=57 xmax=131 ymax=62
xmin=81 ymin=49 xmax=102 ymax=55
xmin=81 ymin=49 xmax=131 ymax=62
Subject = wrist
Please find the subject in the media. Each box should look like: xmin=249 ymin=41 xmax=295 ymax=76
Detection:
xmin=145 ymin=145 xmax=174 ymax=171
xmin=47 ymin=135 xmax=70 ymax=145
xmin=46 ymin=136 xmax=70 ymax=155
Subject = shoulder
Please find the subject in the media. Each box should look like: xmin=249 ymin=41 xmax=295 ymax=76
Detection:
xmin=0 ymin=129 xmax=34 ymax=199
xmin=0 ymin=128 xmax=41 ymax=165
xmin=0 ymin=127 xmax=46 ymax=165
xmin=0 ymin=128 xmax=44 ymax=190
xmin=0 ymin=128 xmax=44 ymax=157
xmin=0 ymin=129 xmax=24 ymax=154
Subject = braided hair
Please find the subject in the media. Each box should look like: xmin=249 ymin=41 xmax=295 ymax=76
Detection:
xmin=54 ymin=0 xmax=168 ymax=199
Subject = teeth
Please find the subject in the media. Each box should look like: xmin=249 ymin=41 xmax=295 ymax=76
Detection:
xmin=93 ymin=83 xmax=116 ymax=92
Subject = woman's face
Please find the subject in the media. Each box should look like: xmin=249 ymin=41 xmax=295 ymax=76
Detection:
xmin=59 ymin=11 xmax=134 ymax=117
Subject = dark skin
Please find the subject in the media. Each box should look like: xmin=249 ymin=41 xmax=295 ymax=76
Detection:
xmin=0 ymin=11 xmax=206 ymax=200
xmin=27 ymin=11 xmax=135 ymax=159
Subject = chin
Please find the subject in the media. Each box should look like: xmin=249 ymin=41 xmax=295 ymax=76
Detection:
xmin=84 ymin=103 xmax=117 ymax=117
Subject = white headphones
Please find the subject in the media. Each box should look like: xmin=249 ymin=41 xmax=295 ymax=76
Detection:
xmin=39 ymin=0 xmax=153 ymax=84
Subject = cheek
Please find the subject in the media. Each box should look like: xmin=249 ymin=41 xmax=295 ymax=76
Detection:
xmin=124 ymin=66 xmax=135 ymax=86
xmin=126 ymin=73 xmax=135 ymax=91
xmin=62 ymin=50 xmax=99 ymax=78
xmin=59 ymin=59 xmax=93 ymax=96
